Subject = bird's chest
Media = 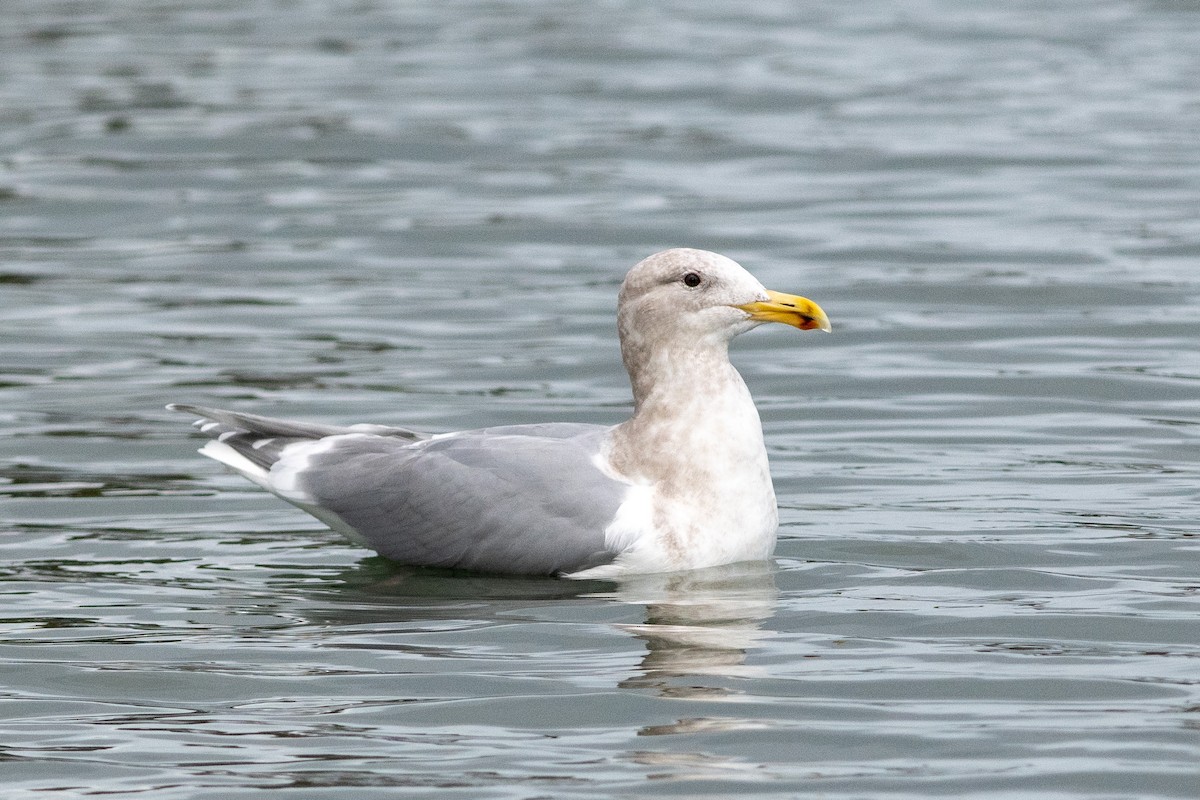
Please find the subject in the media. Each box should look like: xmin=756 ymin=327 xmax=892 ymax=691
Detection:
xmin=636 ymin=408 xmax=778 ymax=567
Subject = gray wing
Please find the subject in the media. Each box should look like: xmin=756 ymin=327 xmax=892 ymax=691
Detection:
xmin=292 ymin=425 xmax=627 ymax=576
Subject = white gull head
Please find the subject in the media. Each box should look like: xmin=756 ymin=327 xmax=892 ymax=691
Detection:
xmin=614 ymin=247 xmax=829 ymax=412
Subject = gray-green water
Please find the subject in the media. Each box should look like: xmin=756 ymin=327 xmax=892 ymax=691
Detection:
xmin=3 ymin=1 xmax=1199 ymax=797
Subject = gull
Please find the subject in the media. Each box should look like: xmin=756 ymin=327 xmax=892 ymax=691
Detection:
xmin=169 ymin=248 xmax=829 ymax=578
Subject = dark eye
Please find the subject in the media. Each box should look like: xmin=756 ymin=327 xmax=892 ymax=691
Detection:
xmin=682 ymin=272 xmax=702 ymax=288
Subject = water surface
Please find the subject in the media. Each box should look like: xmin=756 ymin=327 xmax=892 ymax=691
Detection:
xmin=2 ymin=1 xmax=1199 ymax=797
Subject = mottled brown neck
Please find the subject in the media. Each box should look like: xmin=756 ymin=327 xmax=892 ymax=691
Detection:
xmin=609 ymin=337 xmax=760 ymax=483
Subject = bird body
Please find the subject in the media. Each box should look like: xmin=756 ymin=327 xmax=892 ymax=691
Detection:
xmin=171 ymin=248 xmax=829 ymax=578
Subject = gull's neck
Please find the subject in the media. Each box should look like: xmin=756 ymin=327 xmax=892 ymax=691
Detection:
xmin=609 ymin=334 xmax=767 ymax=480
xmin=604 ymin=329 xmax=778 ymax=570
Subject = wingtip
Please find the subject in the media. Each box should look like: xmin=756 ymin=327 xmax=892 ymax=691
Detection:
xmin=167 ymin=403 xmax=201 ymax=415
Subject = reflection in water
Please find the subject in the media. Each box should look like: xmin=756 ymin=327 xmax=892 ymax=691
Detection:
xmin=599 ymin=562 xmax=779 ymax=700
xmin=297 ymin=557 xmax=778 ymax=711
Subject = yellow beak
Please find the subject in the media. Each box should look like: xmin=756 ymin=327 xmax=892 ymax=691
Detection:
xmin=736 ymin=290 xmax=831 ymax=332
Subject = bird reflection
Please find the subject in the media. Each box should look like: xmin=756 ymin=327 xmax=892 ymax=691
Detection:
xmin=296 ymin=555 xmax=778 ymax=720
xmin=596 ymin=561 xmax=778 ymax=699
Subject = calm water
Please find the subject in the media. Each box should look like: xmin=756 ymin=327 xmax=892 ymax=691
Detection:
xmin=2 ymin=1 xmax=1199 ymax=797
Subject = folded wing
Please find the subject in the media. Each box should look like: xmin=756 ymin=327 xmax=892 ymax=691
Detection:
xmin=171 ymin=405 xmax=627 ymax=576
